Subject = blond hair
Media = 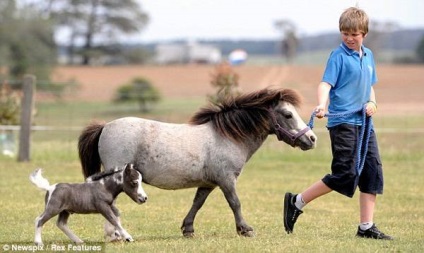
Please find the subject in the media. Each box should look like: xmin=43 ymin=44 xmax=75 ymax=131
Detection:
xmin=339 ymin=7 xmax=369 ymax=35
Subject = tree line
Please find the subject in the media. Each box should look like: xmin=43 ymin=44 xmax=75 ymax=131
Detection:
xmin=0 ymin=0 xmax=149 ymax=83
xmin=1 ymin=0 xmax=424 ymax=85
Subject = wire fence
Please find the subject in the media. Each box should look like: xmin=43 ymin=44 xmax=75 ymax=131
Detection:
xmin=1 ymin=123 xmax=423 ymax=159
xmin=2 ymin=76 xmax=423 ymax=159
xmin=2 ymin=125 xmax=424 ymax=133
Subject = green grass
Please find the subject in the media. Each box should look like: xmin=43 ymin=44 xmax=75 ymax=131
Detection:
xmin=0 ymin=99 xmax=423 ymax=252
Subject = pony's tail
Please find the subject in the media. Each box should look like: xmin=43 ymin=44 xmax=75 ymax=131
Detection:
xmin=78 ymin=122 xmax=105 ymax=179
xmin=29 ymin=169 xmax=51 ymax=191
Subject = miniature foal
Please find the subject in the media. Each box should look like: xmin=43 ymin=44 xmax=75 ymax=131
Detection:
xmin=30 ymin=163 xmax=147 ymax=245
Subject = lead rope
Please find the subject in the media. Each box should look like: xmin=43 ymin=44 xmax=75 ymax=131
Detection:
xmin=307 ymin=105 xmax=373 ymax=176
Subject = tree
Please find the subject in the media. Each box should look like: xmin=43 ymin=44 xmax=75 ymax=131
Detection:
xmin=208 ymin=62 xmax=241 ymax=104
xmin=0 ymin=81 xmax=21 ymax=157
xmin=114 ymin=77 xmax=161 ymax=113
xmin=0 ymin=82 xmax=20 ymax=126
xmin=416 ymin=35 xmax=424 ymax=63
xmin=44 ymin=0 xmax=149 ymax=65
xmin=0 ymin=0 xmax=57 ymax=82
xmin=366 ymin=21 xmax=399 ymax=61
xmin=274 ymin=19 xmax=298 ymax=63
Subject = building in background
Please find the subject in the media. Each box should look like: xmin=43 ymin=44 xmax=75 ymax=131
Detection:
xmin=155 ymin=41 xmax=222 ymax=65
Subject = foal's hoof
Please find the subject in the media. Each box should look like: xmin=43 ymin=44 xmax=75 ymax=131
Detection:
xmin=125 ymin=237 xmax=134 ymax=242
xmin=105 ymin=234 xmax=122 ymax=242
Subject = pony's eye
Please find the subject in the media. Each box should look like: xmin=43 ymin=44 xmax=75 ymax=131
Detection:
xmin=276 ymin=108 xmax=293 ymax=119
xmin=283 ymin=111 xmax=293 ymax=119
xmin=132 ymin=180 xmax=138 ymax=186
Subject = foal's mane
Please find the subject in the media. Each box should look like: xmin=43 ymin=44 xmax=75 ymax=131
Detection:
xmin=189 ymin=88 xmax=302 ymax=142
xmin=86 ymin=167 xmax=123 ymax=182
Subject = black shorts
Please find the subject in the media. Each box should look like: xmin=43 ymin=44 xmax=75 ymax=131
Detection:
xmin=322 ymin=123 xmax=384 ymax=198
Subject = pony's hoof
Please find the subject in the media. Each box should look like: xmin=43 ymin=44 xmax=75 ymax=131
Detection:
xmin=34 ymin=241 xmax=43 ymax=246
xmin=238 ymin=230 xmax=255 ymax=237
xmin=125 ymin=237 xmax=134 ymax=242
xmin=183 ymin=231 xmax=195 ymax=238
xmin=181 ymin=226 xmax=195 ymax=238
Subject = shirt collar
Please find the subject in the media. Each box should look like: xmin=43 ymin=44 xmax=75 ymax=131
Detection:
xmin=340 ymin=43 xmax=367 ymax=57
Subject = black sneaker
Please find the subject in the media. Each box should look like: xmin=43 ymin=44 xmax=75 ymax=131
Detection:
xmin=283 ymin=192 xmax=303 ymax=234
xmin=356 ymin=224 xmax=394 ymax=240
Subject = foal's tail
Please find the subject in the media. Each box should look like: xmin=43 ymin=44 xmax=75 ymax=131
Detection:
xmin=29 ymin=169 xmax=52 ymax=191
xmin=78 ymin=122 xmax=105 ymax=178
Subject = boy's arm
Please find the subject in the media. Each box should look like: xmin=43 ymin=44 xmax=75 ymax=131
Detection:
xmin=369 ymin=86 xmax=376 ymax=103
xmin=366 ymin=87 xmax=377 ymax=116
xmin=315 ymin=82 xmax=331 ymax=118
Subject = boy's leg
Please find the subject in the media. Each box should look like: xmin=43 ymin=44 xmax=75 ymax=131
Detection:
xmin=359 ymin=192 xmax=375 ymax=224
xmin=301 ymin=180 xmax=332 ymax=203
xmin=283 ymin=180 xmax=332 ymax=234
xmin=356 ymin=192 xmax=392 ymax=240
xmin=356 ymin=130 xmax=392 ymax=240
xmin=284 ymin=124 xmax=356 ymax=234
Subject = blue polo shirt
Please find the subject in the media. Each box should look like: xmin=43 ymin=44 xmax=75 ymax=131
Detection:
xmin=322 ymin=43 xmax=377 ymax=127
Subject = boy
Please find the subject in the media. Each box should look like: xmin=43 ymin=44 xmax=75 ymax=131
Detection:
xmin=283 ymin=7 xmax=393 ymax=240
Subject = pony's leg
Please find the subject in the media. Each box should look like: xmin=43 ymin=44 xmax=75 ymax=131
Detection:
xmin=219 ymin=183 xmax=255 ymax=237
xmin=56 ymin=211 xmax=84 ymax=244
xmin=100 ymin=205 xmax=133 ymax=242
xmin=181 ymin=187 xmax=215 ymax=237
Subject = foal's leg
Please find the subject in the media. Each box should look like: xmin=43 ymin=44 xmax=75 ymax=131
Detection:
xmin=56 ymin=211 xmax=84 ymax=244
xmin=104 ymin=204 xmax=123 ymax=242
xmin=103 ymin=200 xmax=123 ymax=241
xmin=181 ymin=187 xmax=215 ymax=237
xmin=100 ymin=204 xmax=133 ymax=242
xmin=219 ymin=181 xmax=254 ymax=237
xmin=104 ymin=221 xmax=122 ymax=242
xmin=34 ymin=210 xmax=58 ymax=245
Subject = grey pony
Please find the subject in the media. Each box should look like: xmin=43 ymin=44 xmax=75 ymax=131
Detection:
xmin=78 ymin=88 xmax=317 ymax=238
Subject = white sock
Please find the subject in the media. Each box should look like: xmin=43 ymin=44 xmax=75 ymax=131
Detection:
xmin=294 ymin=194 xmax=306 ymax=210
xmin=359 ymin=222 xmax=373 ymax=230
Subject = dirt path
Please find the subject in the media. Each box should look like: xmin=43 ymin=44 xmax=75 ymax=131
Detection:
xmin=51 ymin=64 xmax=424 ymax=115
xmin=258 ymin=66 xmax=290 ymax=88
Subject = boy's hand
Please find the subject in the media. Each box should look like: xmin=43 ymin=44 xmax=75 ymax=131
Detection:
xmin=366 ymin=101 xmax=377 ymax=116
xmin=314 ymin=105 xmax=326 ymax=118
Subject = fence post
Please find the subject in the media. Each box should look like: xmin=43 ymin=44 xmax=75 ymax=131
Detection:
xmin=18 ymin=75 xmax=36 ymax=162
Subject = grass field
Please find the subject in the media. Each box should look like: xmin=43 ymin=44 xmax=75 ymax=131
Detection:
xmin=0 ymin=97 xmax=423 ymax=253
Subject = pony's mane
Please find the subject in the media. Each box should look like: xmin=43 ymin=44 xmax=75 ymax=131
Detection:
xmin=189 ymin=88 xmax=302 ymax=142
xmin=86 ymin=167 xmax=123 ymax=182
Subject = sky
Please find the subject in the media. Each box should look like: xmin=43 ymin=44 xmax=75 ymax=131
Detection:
xmin=135 ymin=0 xmax=424 ymax=42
